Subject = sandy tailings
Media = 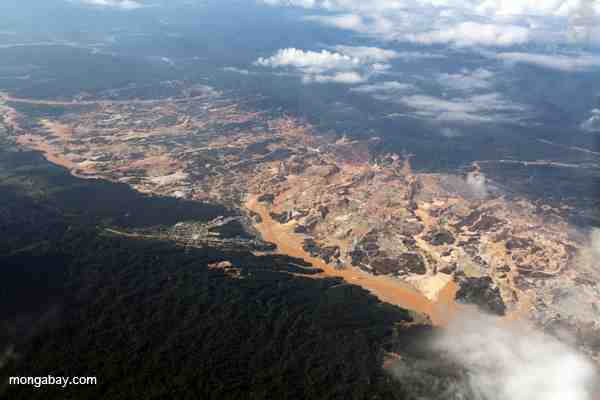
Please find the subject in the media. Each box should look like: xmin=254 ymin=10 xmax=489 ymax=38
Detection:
xmin=246 ymin=194 xmax=459 ymax=326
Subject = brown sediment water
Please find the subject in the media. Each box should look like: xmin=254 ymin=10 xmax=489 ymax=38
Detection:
xmin=16 ymin=134 xmax=77 ymax=171
xmin=245 ymin=195 xmax=460 ymax=326
xmin=15 ymin=130 xmax=100 ymax=180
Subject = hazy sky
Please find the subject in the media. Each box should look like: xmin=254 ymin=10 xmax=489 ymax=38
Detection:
xmin=2 ymin=0 xmax=599 ymax=135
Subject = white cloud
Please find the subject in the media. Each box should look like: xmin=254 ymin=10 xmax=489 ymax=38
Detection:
xmin=256 ymin=48 xmax=358 ymax=72
xmin=351 ymin=81 xmax=415 ymax=94
xmin=351 ymin=80 xmax=416 ymax=101
xmin=332 ymin=45 xmax=399 ymax=62
xmin=255 ymin=46 xmax=396 ymax=84
xmin=580 ymin=108 xmax=600 ymax=132
xmin=568 ymin=0 xmax=600 ymax=42
xmin=590 ymin=227 xmax=600 ymax=255
xmin=263 ymin=0 xmax=600 ymax=19
xmin=431 ymin=310 xmax=598 ymax=400
xmin=573 ymin=228 xmax=600 ymax=287
xmin=75 ymin=0 xmax=143 ymax=9
xmin=437 ymin=68 xmax=496 ymax=92
xmin=261 ymin=0 xmax=600 ymax=47
xmin=0 ymin=41 xmax=80 ymax=49
xmin=496 ymin=52 xmax=600 ymax=72
xmin=466 ymin=171 xmax=489 ymax=198
xmin=440 ymin=127 xmax=464 ymax=138
xmin=331 ymin=46 xmax=447 ymax=63
xmin=308 ymin=71 xmax=366 ymax=83
xmin=305 ymin=13 xmax=370 ymax=32
xmin=348 ymin=71 xmax=527 ymax=124
xmin=398 ymin=92 xmax=528 ymax=123
xmin=160 ymin=57 xmax=175 ymax=67
xmin=407 ymin=22 xmax=531 ymax=47
xmin=394 ymin=51 xmax=447 ymax=61
xmin=475 ymin=0 xmax=598 ymax=18
xmin=223 ymin=66 xmax=252 ymax=75
xmin=261 ymin=0 xmax=323 ymax=7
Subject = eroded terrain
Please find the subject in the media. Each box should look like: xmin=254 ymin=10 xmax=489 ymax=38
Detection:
xmin=1 ymin=85 xmax=599 ymax=362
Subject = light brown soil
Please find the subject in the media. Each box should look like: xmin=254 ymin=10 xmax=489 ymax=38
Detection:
xmin=15 ymin=134 xmax=77 ymax=170
xmin=246 ymin=194 xmax=460 ymax=326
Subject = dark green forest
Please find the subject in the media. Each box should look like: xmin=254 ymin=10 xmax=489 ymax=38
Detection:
xmin=0 ymin=149 xmax=430 ymax=399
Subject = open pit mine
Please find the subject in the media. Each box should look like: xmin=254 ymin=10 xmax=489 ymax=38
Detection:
xmin=1 ymin=85 xmax=599 ymax=364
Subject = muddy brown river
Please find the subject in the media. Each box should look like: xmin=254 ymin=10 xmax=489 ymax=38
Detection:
xmin=246 ymin=195 xmax=460 ymax=326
